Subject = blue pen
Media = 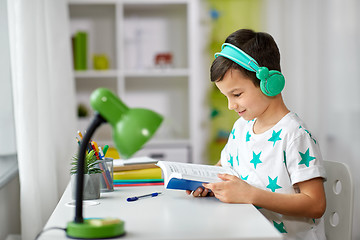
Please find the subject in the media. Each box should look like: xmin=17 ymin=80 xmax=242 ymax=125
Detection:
xmin=127 ymin=192 xmax=162 ymax=202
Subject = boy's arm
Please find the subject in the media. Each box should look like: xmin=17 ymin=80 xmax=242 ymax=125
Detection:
xmin=203 ymin=175 xmax=326 ymax=219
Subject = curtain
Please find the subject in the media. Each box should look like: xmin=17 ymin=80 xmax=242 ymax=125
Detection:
xmin=264 ymin=0 xmax=360 ymax=239
xmin=7 ymin=0 xmax=77 ymax=239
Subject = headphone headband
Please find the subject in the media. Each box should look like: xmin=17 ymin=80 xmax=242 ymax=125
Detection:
xmin=214 ymin=43 xmax=259 ymax=72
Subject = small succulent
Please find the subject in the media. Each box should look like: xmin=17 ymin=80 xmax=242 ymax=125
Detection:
xmin=70 ymin=150 xmax=102 ymax=175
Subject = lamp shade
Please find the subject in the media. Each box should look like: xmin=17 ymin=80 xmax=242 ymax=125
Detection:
xmin=90 ymin=88 xmax=163 ymax=158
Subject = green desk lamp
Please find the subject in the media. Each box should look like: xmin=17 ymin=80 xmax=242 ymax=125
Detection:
xmin=67 ymin=88 xmax=163 ymax=239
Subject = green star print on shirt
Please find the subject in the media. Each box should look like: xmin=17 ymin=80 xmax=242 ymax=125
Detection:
xmin=268 ymin=129 xmax=282 ymax=146
xmin=267 ymin=176 xmax=282 ymax=192
xmin=228 ymin=154 xmax=234 ymax=167
xmin=250 ymin=151 xmax=262 ymax=169
xmin=298 ymin=148 xmax=316 ymax=167
xmin=246 ymin=131 xmax=251 ymax=142
xmin=273 ymin=221 xmax=287 ymax=233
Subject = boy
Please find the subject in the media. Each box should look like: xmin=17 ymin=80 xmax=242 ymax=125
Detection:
xmin=188 ymin=29 xmax=327 ymax=239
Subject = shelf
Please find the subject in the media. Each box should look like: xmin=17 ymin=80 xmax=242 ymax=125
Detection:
xmin=124 ymin=68 xmax=189 ymax=78
xmin=96 ymin=138 xmax=190 ymax=150
xmin=74 ymin=69 xmax=118 ymax=78
xmin=74 ymin=69 xmax=189 ymax=78
xmin=69 ymin=0 xmax=190 ymax=4
xmin=69 ymin=0 xmax=201 ymax=163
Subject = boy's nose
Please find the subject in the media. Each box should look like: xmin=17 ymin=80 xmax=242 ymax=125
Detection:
xmin=228 ymin=101 xmax=237 ymax=110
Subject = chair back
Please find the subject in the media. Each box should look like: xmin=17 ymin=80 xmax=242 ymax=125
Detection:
xmin=323 ymin=160 xmax=354 ymax=240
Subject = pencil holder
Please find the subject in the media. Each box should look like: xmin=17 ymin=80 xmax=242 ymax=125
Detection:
xmin=98 ymin=158 xmax=114 ymax=192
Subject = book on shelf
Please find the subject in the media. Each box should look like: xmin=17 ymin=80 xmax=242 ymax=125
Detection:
xmin=156 ymin=161 xmax=239 ymax=191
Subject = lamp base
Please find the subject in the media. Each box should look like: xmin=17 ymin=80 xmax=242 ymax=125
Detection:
xmin=67 ymin=218 xmax=125 ymax=239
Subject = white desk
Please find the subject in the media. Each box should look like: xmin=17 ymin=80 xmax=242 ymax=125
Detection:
xmin=40 ymin=184 xmax=282 ymax=240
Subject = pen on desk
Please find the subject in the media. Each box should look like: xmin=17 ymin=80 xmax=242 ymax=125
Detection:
xmin=127 ymin=192 xmax=162 ymax=202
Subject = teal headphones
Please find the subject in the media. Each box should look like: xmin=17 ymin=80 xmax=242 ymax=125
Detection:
xmin=215 ymin=43 xmax=285 ymax=96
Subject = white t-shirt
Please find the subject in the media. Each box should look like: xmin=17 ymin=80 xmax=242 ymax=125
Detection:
xmin=220 ymin=112 xmax=327 ymax=240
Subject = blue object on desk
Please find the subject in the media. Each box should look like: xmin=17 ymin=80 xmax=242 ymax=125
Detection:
xmin=167 ymin=178 xmax=208 ymax=191
xmin=127 ymin=192 xmax=162 ymax=202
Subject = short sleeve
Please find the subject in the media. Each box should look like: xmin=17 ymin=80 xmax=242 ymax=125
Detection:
xmin=285 ymin=131 xmax=326 ymax=185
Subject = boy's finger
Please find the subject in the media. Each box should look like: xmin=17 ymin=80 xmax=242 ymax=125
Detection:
xmin=201 ymin=188 xmax=209 ymax=197
xmin=218 ymin=173 xmax=236 ymax=181
xmin=193 ymin=187 xmax=203 ymax=197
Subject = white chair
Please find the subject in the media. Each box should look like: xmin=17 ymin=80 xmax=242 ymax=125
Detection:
xmin=323 ymin=160 xmax=354 ymax=240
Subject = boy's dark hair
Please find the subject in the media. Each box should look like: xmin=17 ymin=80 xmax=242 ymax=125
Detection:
xmin=210 ymin=29 xmax=281 ymax=86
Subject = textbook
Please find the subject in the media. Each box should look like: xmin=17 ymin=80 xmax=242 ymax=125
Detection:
xmin=113 ymin=157 xmax=158 ymax=166
xmin=156 ymin=161 xmax=239 ymax=191
xmin=113 ymin=163 xmax=158 ymax=172
xmin=113 ymin=167 xmax=162 ymax=180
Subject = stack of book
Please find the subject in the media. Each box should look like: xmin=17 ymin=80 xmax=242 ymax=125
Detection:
xmin=113 ymin=157 xmax=164 ymax=187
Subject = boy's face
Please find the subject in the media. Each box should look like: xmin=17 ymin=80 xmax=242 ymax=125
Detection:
xmin=215 ymin=69 xmax=271 ymax=121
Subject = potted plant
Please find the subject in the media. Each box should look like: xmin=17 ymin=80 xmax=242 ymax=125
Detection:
xmin=70 ymin=150 xmax=102 ymax=200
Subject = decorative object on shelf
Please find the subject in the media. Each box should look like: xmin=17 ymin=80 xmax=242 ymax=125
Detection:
xmin=77 ymin=103 xmax=89 ymax=118
xmin=70 ymin=150 xmax=102 ymax=200
xmin=154 ymin=52 xmax=173 ymax=68
xmin=72 ymin=31 xmax=88 ymax=70
xmin=93 ymin=54 xmax=110 ymax=70
xmin=66 ymin=88 xmax=163 ymax=239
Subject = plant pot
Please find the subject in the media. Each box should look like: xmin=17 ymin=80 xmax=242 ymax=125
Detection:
xmin=71 ymin=173 xmax=101 ymax=200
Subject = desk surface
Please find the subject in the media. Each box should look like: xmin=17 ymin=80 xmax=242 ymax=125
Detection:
xmin=40 ymin=184 xmax=282 ymax=240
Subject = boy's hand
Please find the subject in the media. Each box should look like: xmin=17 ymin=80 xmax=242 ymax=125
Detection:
xmin=203 ymin=174 xmax=253 ymax=203
xmin=186 ymin=187 xmax=214 ymax=197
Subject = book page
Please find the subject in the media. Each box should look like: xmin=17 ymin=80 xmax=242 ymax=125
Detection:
xmin=157 ymin=161 xmax=238 ymax=184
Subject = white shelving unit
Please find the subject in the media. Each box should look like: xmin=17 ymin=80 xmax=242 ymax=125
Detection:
xmin=68 ymin=0 xmax=202 ymax=163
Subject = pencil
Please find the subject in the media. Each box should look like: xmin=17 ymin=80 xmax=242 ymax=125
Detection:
xmin=91 ymin=142 xmax=100 ymax=160
xmin=77 ymin=130 xmax=83 ymax=140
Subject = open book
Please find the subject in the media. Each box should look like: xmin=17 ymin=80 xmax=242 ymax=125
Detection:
xmin=156 ymin=161 xmax=239 ymax=191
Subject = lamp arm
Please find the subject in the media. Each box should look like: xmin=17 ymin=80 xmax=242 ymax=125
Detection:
xmin=75 ymin=113 xmax=106 ymax=223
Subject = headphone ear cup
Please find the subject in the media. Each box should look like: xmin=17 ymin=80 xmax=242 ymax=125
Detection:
xmin=260 ymin=70 xmax=285 ymax=96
